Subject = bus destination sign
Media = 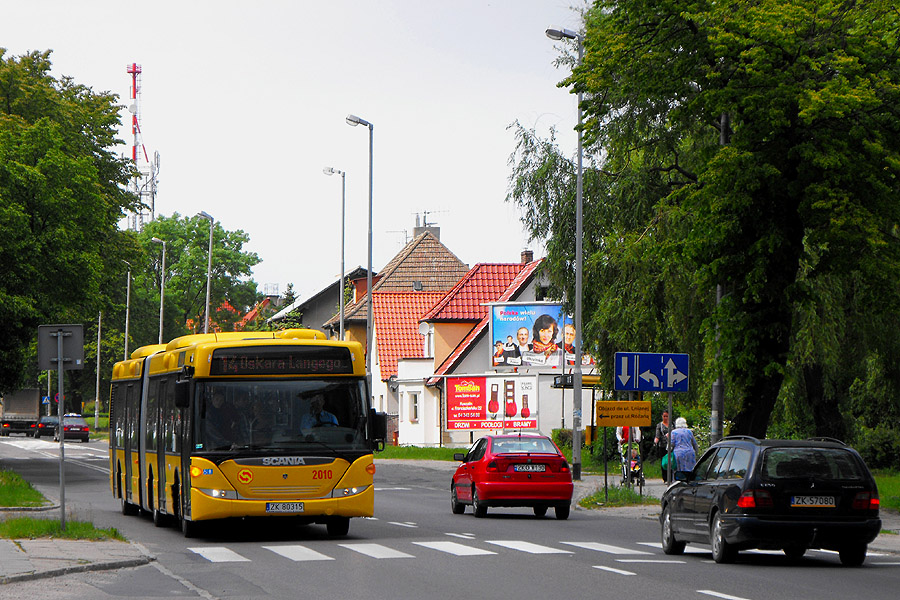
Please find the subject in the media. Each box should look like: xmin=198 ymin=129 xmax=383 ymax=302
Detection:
xmin=210 ymin=346 xmax=354 ymax=376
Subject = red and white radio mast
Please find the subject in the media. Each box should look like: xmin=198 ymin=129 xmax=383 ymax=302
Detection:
xmin=126 ymin=62 xmax=160 ymax=231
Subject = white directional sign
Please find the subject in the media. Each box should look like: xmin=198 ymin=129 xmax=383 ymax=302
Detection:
xmin=614 ymin=352 xmax=689 ymax=392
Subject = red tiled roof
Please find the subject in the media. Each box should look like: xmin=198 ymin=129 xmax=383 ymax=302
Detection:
xmin=420 ymin=263 xmax=525 ymax=322
xmin=426 ymin=259 xmax=544 ymax=385
xmin=373 ymin=291 xmax=445 ymax=381
xmin=324 ymin=231 xmax=468 ymax=328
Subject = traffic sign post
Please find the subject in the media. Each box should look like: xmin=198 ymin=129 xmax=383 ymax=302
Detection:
xmin=37 ymin=324 xmax=84 ymax=532
xmin=614 ymin=352 xmax=689 ymax=392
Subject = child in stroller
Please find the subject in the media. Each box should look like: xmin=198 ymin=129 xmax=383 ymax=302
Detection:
xmin=621 ymin=445 xmax=645 ymax=486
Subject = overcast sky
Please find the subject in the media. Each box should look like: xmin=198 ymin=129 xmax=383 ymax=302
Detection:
xmin=4 ymin=1 xmax=584 ymax=300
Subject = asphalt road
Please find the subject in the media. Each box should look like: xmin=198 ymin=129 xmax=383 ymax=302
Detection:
xmin=2 ymin=436 xmax=899 ymax=599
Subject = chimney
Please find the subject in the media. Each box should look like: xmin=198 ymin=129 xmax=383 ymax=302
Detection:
xmin=521 ymin=249 xmax=534 ymax=264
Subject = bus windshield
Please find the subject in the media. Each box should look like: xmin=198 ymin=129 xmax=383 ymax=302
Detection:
xmin=195 ymin=379 xmax=369 ymax=453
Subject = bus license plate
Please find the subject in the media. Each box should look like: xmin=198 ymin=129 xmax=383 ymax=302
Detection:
xmin=791 ymin=495 xmax=835 ymax=507
xmin=266 ymin=502 xmax=304 ymax=513
xmin=514 ymin=464 xmax=546 ymax=472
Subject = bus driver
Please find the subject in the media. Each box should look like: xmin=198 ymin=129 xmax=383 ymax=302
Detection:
xmin=300 ymin=393 xmax=339 ymax=429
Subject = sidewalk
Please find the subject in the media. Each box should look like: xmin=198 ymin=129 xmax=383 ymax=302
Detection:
xmin=0 ymin=505 xmax=153 ymax=585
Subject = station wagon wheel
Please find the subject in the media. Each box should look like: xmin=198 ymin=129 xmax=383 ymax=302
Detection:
xmin=661 ymin=505 xmax=685 ymax=555
xmin=710 ymin=512 xmax=736 ymax=564
xmin=783 ymin=545 xmax=806 ymax=560
xmin=554 ymin=504 xmax=570 ymax=520
xmin=451 ymin=485 xmax=465 ymax=515
xmin=472 ymin=488 xmax=487 ymax=518
xmin=533 ymin=506 xmax=548 ymax=517
xmin=838 ymin=543 xmax=867 ymax=567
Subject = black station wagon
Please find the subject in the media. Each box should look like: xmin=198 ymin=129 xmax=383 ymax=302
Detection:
xmin=660 ymin=436 xmax=881 ymax=566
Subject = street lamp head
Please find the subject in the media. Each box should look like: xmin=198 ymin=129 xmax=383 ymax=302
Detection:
xmin=545 ymin=26 xmax=580 ymax=41
xmin=346 ymin=114 xmax=372 ymax=128
xmin=197 ymin=211 xmax=213 ymax=221
xmin=151 ymin=237 xmax=164 ymax=244
xmin=323 ymin=167 xmax=344 ymax=176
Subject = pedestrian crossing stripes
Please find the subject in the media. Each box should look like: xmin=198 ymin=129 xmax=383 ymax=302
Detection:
xmin=561 ymin=541 xmax=653 ymax=555
xmin=413 ymin=541 xmax=497 ymax=556
xmin=188 ymin=547 xmax=251 ymax=562
xmin=339 ymin=543 xmax=415 ymax=559
xmin=186 ymin=539 xmax=900 ymax=566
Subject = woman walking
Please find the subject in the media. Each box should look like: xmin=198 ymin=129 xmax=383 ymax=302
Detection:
xmin=670 ymin=417 xmax=699 ymax=472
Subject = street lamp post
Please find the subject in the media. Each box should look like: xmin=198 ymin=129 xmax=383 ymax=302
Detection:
xmin=151 ymin=237 xmax=166 ymax=344
xmin=323 ymin=167 xmax=347 ymax=340
xmin=197 ymin=211 xmax=214 ymax=334
xmin=123 ymin=260 xmax=132 ymax=360
xmin=346 ymin=114 xmax=374 ymax=387
xmin=546 ymin=26 xmax=585 ymax=480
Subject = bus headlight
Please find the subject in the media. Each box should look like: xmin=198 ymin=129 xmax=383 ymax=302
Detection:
xmin=197 ymin=488 xmax=238 ymax=499
xmin=333 ymin=485 xmax=369 ymax=498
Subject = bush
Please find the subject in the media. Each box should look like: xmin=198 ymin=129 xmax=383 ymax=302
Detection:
xmin=854 ymin=425 xmax=900 ymax=469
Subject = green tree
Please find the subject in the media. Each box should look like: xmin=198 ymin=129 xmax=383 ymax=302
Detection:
xmin=0 ymin=49 xmax=135 ymax=392
xmin=509 ymin=1 xmax=900 ymax=437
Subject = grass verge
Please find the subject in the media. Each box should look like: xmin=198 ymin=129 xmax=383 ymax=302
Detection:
xmin=873 ymin=469 xmax=900 ymax=513
xmin=375 ymin=445 xmax=460 ymax=460
xmin=0 ymin=517 xmax=124 ymax=541
xmin=0 ymin=468 xmax=125 ymax=540
xmin=579 ymin=484 xmax=660 ymax=509
xmin=0 ymin=469 xmax=46 ymax=507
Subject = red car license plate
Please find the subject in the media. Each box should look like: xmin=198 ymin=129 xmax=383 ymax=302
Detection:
xmin=513 ymin=464 xmax=546 ymax=472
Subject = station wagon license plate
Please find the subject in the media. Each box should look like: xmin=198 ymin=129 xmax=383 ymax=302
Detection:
xmin=791 ymin=495 xmax=835 ymax=507
xmin=513 ymin=464 xmax=546 ymax=472
xmin=266 ymin=502 xmax=304 ymax=513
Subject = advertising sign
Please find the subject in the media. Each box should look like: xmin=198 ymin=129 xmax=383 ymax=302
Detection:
xmin=446 ymin=375 xmax=537 ymax=430
xmin=489 ymin=302 xmax=594 ymax=369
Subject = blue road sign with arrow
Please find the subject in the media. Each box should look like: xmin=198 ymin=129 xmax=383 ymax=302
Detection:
xmin=614 ymin=352 xmax=690 ymax=393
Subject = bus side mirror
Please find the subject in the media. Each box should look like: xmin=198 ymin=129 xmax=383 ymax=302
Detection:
xmin=174 ymin=380 xmax=190 ymax=408
xmin=368 ymin=408 xmax=387 ymax=449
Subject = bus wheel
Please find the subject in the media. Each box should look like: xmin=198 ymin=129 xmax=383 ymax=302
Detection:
xmin=326 ymin=517 xmax=350 ymax=537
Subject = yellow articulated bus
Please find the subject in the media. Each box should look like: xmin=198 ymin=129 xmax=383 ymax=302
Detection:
xmin=109 ymin=329 xmax=387 ymax=537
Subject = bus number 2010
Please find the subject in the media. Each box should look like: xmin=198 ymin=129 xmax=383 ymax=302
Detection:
xmin=312 ymin=469 xmax=333 ymax=480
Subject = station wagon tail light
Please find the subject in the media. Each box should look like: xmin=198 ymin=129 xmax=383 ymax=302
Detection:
xmin=851 ymin=492 xmax=879 ymax=511
xmin=560 ymin=460 xmax=570 ymax=473
xmin=486 ymin=460 xmax=499 ymax=472
xmin=737 ymin=489 xmax=773 ymax=508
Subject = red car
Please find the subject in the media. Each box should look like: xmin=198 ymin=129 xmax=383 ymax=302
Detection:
xmin=451 ymin=433 xmax=574 ymax=519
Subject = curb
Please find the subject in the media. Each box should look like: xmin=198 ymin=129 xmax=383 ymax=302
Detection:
xmin=0 ymin=552 xmax=154 ymax=585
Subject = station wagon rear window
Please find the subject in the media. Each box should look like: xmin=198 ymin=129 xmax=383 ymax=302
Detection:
xmin=761 ymin=448 xmax=866 ymax=481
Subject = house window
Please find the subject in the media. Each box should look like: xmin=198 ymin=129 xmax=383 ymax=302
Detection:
xmin=409 ymin=392 xmax=419 ymax=423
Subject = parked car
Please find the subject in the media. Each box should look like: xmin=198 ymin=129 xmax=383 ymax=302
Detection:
xmin=451 ymin=433 xmax=573 ymax=519
xmin=54 ymin=414 xmax=90 ymax=443
xmin=34 ymin=415 xmax=59 ymax=438
xmin=660 ymin=436 xmax=881 ymax=566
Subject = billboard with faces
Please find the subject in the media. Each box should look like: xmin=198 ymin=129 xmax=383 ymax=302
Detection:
xmin=488 ymin=302 xmax=593 ymax=369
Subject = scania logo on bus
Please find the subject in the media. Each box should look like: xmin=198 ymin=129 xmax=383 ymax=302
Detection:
xmin=262 ymin=456 xmax=307 ymax=466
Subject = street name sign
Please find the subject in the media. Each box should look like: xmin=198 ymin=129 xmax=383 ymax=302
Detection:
xmin=595 ymin=400 xmax=652 ymax=426
xmin=614 ymin=352 xmax=689 ymax=392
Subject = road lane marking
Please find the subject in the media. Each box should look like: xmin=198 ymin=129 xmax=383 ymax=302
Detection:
xmin=339 ymin=543 xmax=414 ymax=559
xmin=414 ymin=541 xmax=496 ymax=556
xmin=562 ymin=541 xmax=652 ymax=555
xmin=263 ymin=545 xmax=334 ymax=561
xmin=388 ymin=521 xmax=418 ymax=528
xmin=593 ymin=565 xmax=635 ymax=576
xmin=188 ymin=547 xmax=250 ymax=562
xmin=698 ymin=591 xmax=751 ymax=600
xmin=485 ymin=540 xmax=572 ymax=554
xmin=446 ymin=533 xmax=476 ymax=539
xmin=374 ymin=487 xmax=412 ymax=491
xmin=617 ymin=559 xmax=686 ymax=564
